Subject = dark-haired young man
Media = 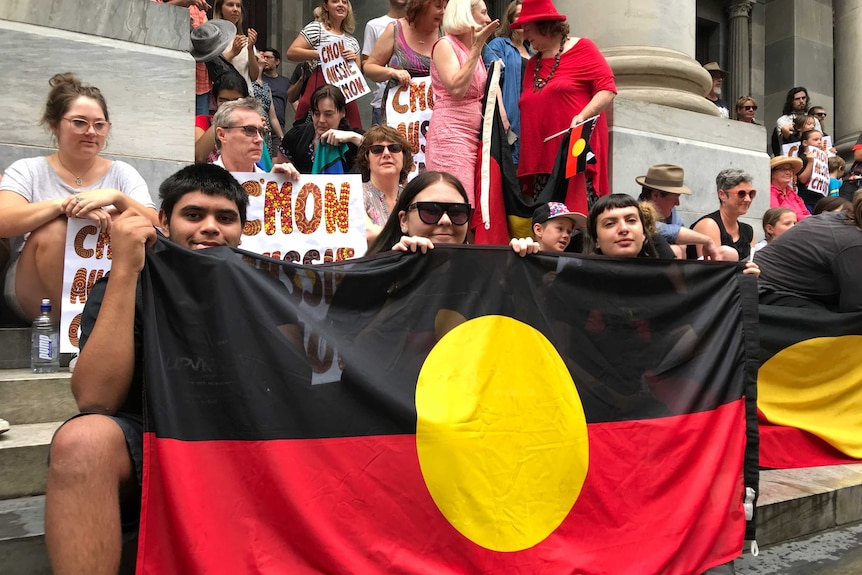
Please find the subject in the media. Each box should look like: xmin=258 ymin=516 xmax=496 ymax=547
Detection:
xmin=45 ymin=163 xmax=248 ymax=575
xmin=260 ymin=47 xmax=291 ymax=131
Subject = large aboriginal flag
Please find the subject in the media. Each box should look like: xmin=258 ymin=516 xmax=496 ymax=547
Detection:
xmin=137 ymin=240 xmax=759 ymax=574
xmin=758 ymin=305 xmax=862 ymax=468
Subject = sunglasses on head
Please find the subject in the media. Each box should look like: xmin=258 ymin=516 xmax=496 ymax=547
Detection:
xmin=407 ymin=201 xmax=472 ymax=226
xmin=369 ymin=143 xmax=404 ymax=155
xmin=740 ymin=105 xmax=757 ymax=111
xmin=725 ymin=189 xmax=757 ymax=200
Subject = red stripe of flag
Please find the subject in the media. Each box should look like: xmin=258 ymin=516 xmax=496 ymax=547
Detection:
xmin=138 ymin=400 xmax=745 ymax=575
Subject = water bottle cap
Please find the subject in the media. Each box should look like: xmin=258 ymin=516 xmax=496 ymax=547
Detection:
xmin=40 ymin=298 xmax=52 ymax=313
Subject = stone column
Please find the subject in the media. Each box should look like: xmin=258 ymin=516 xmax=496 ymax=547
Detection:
xmin=727 ymin=1 xmax=754 ymax=105
xmin=556 ymin=0 xmax=717 ymax=116
xmin=833 ymin=0 xmax=862 ymax=153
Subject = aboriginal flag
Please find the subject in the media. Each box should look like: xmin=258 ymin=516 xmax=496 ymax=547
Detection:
xmin=758 ymin=305 xmax=862 ymax=468
xmin=137 ymin=241 xmax=759 ymax=574
xmin=565 ymin=117 xmax=597 ymax=179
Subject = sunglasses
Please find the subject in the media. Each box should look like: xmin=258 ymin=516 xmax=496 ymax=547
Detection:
xmin=739 ymin=105 xmax=757 ymax=111
xmin=369 ymin=143 xmax=404 ymax=155
xmin=725 ymin=189 xmax=757 ymax=200
xmin=223 ymin=125 xmax=269 ymax=139
xmin=407 ymin=201 xmax=472 ymax=226
xmin=813 ymin=112 xmax=827 ymax=118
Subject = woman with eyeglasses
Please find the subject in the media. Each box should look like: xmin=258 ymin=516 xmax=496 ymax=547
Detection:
xmin=0 ymin=73 xmax=158 ymax=321
xmin=691 ymin=168 xmax=757 ymax=261
xmin=355 ymin=125 xmax=415 ymax=246
xmin=368 ymin=171 xmax=538 ymax=255
xmin=735 ymin=96 xmax=759 ymax=124
xmin=276 ymin=85 xmax=363 ymax=175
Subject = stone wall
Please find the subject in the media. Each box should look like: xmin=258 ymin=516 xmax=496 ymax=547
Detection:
xmin=0 ymin=0 xmax=196 ymax=204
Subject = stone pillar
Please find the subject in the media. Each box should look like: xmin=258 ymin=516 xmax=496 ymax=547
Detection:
xmin=833 ymin=0 xmax=862 ymax=154
xmin=556 ymin=0 xmax=717 ymax=116
xmin=727 ymin=1 xmax=754 ymax=105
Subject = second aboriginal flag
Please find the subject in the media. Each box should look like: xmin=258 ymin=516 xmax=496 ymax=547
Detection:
xmin=137 ymin=242 xmax=759 ymax=574
xmin=565 ymin=117 xmax=597 ymax=179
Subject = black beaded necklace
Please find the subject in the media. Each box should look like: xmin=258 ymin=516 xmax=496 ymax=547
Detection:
xmin=532 ymin=35 xmax=567 ymax=92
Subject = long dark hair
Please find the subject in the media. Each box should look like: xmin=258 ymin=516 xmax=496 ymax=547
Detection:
xmin=368 ymin=171 xmax=469 ymax=255
xmin=585 ymin=194 xmax=658 ymax=258
xmin=782 ymin=86 xmax=808 ymax=116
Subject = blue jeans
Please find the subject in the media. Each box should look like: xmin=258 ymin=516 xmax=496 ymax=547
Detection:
xmin=371 ymin=106 xmax=383 ymax=126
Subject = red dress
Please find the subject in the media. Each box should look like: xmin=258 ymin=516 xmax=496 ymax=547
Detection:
xmin=518 ymin=38 xmax=616 ymax=214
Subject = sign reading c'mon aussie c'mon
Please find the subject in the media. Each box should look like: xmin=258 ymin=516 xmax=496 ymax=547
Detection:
xmin=385 ymin=76 xmax=434 ymax=181
xmin=60 ymin=173 xmax=367 ymax=354
xmin=318 ymin=39 xmax=370 ymax=104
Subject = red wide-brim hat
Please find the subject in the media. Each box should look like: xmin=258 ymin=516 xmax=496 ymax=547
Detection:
xmin=510 ymin=0 xmax=566 ymax=29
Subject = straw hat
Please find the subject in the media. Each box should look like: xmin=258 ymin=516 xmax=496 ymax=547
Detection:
xmin=703 ymin=62 xmax=728 ymax=77
xmin=769 ymin=156 xmax=803 ymax=172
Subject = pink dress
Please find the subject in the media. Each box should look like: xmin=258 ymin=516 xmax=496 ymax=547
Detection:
xmin=425 ymin=35 xmax=487 ymax=207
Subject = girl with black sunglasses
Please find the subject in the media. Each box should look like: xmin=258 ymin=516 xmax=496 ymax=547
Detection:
xmin=368 ymin=171 xmax=538 ymax=255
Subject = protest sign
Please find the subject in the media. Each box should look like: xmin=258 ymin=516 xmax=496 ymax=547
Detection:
xmin=318 ymin=39 xmax=370 ymax=103
xmin=61 ymin=221 xmax=112 ymax=353
xmin=385 ymin=76 xmax=434 ymax=181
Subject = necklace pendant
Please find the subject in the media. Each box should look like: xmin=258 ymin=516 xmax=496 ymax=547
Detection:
xmin=75 ymin=177 xmax=83 ymax=186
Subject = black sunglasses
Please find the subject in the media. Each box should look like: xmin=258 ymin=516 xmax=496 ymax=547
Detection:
xmin=740 ymin=105 xmax=757 ymax=111
xmin=407 ymin=201 xmax=472 ymax=226
xmin=369 ymin=143 xmax=404 ymax=155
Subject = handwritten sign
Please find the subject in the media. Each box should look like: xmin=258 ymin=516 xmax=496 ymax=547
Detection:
xmin=807 ymin=147 xmax=831 ymax=197
xmin=61 ymin=221 xmax=112 ymax=353
xmin=236 ymin=172 xmax=365 ymax=384
xmin=781 ymin=135 xmax=834 ymax=159
xmin=385 ymin=76 xmax=434 ymax=181
xmin=236 ymin=172 xmax=366 ymax=263
xmin=318 ymin=40 xmax=370 ymax=103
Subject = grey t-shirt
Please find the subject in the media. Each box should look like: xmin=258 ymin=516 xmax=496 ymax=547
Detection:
xmin=754 ymin=211 xmax=862 ymax=312
xmin=1 ymin=156 xmax=153 ymax=256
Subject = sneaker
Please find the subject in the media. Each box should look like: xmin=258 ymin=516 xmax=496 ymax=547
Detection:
xmin=68 ymin=355 xmax=78 ymax=373
xmin=0 ymin=418 xmax=9 ymax=435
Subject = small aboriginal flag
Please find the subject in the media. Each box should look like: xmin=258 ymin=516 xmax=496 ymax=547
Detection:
xmin=565 ymin=117 xmax=597 ymax=179
xmin=136 ymin=241 xmax=758 ymax=574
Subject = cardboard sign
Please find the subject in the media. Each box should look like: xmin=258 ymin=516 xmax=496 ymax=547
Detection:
xmin=318 ymin=40 xmax=370 ymax=103
xmin=384 ymin=76 xmax=434 ymax=181
xmin=61 ymin=220 xmax=112 ymax=353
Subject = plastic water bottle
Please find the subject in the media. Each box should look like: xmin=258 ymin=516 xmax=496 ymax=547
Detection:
xmin=31 ymin=299 xmax=59 ymax=373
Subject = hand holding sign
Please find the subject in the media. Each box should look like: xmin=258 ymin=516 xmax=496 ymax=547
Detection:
xmin=318 ymin=39 xmax=370 ymax=103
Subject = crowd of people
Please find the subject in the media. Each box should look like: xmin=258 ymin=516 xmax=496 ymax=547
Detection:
xmin=0 ymin=0 xmax=861 ymax=571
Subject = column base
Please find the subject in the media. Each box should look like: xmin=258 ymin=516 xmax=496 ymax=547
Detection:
xmin=603 ymin=46 xmax=719 ymax=116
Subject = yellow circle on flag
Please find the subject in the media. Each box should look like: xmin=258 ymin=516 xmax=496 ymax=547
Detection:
xmin=759 ymin=335 xmax=862 ymax=458
xmin=415 ymin=315 xmax=589 ymax=552
xmin=571 ymin=138 xmax=586 ymax=157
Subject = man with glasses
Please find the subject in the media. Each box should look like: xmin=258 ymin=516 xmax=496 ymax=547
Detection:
xmin=702 ymin=62 xmax=730 ymax=118
xmin=636 ymin=164 xmax=732 ymax=260
xmin=213 ymin=98 xmax=300 ymax=179
xmin=691 ymin=168 xmax=757 ymax=261
xmin=259 ymin=48 xmax=291 ymax=132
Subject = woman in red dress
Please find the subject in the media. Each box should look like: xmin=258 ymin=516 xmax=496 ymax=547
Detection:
xmin=512 ymin=0 xmax=616 ymax=215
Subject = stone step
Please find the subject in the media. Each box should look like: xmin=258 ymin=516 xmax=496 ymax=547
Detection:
xmin=0 ymin=496 xmax=50 ymax=575
xmin=0 ymin=328 xmax=31 ymax=370
xmin=755 ymin=462 xmax=862 ymax=547
xmin=0 ymin=422 xmax=61 ymax=501
xmin=0 ymin=370 xmax=76 ymax=425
